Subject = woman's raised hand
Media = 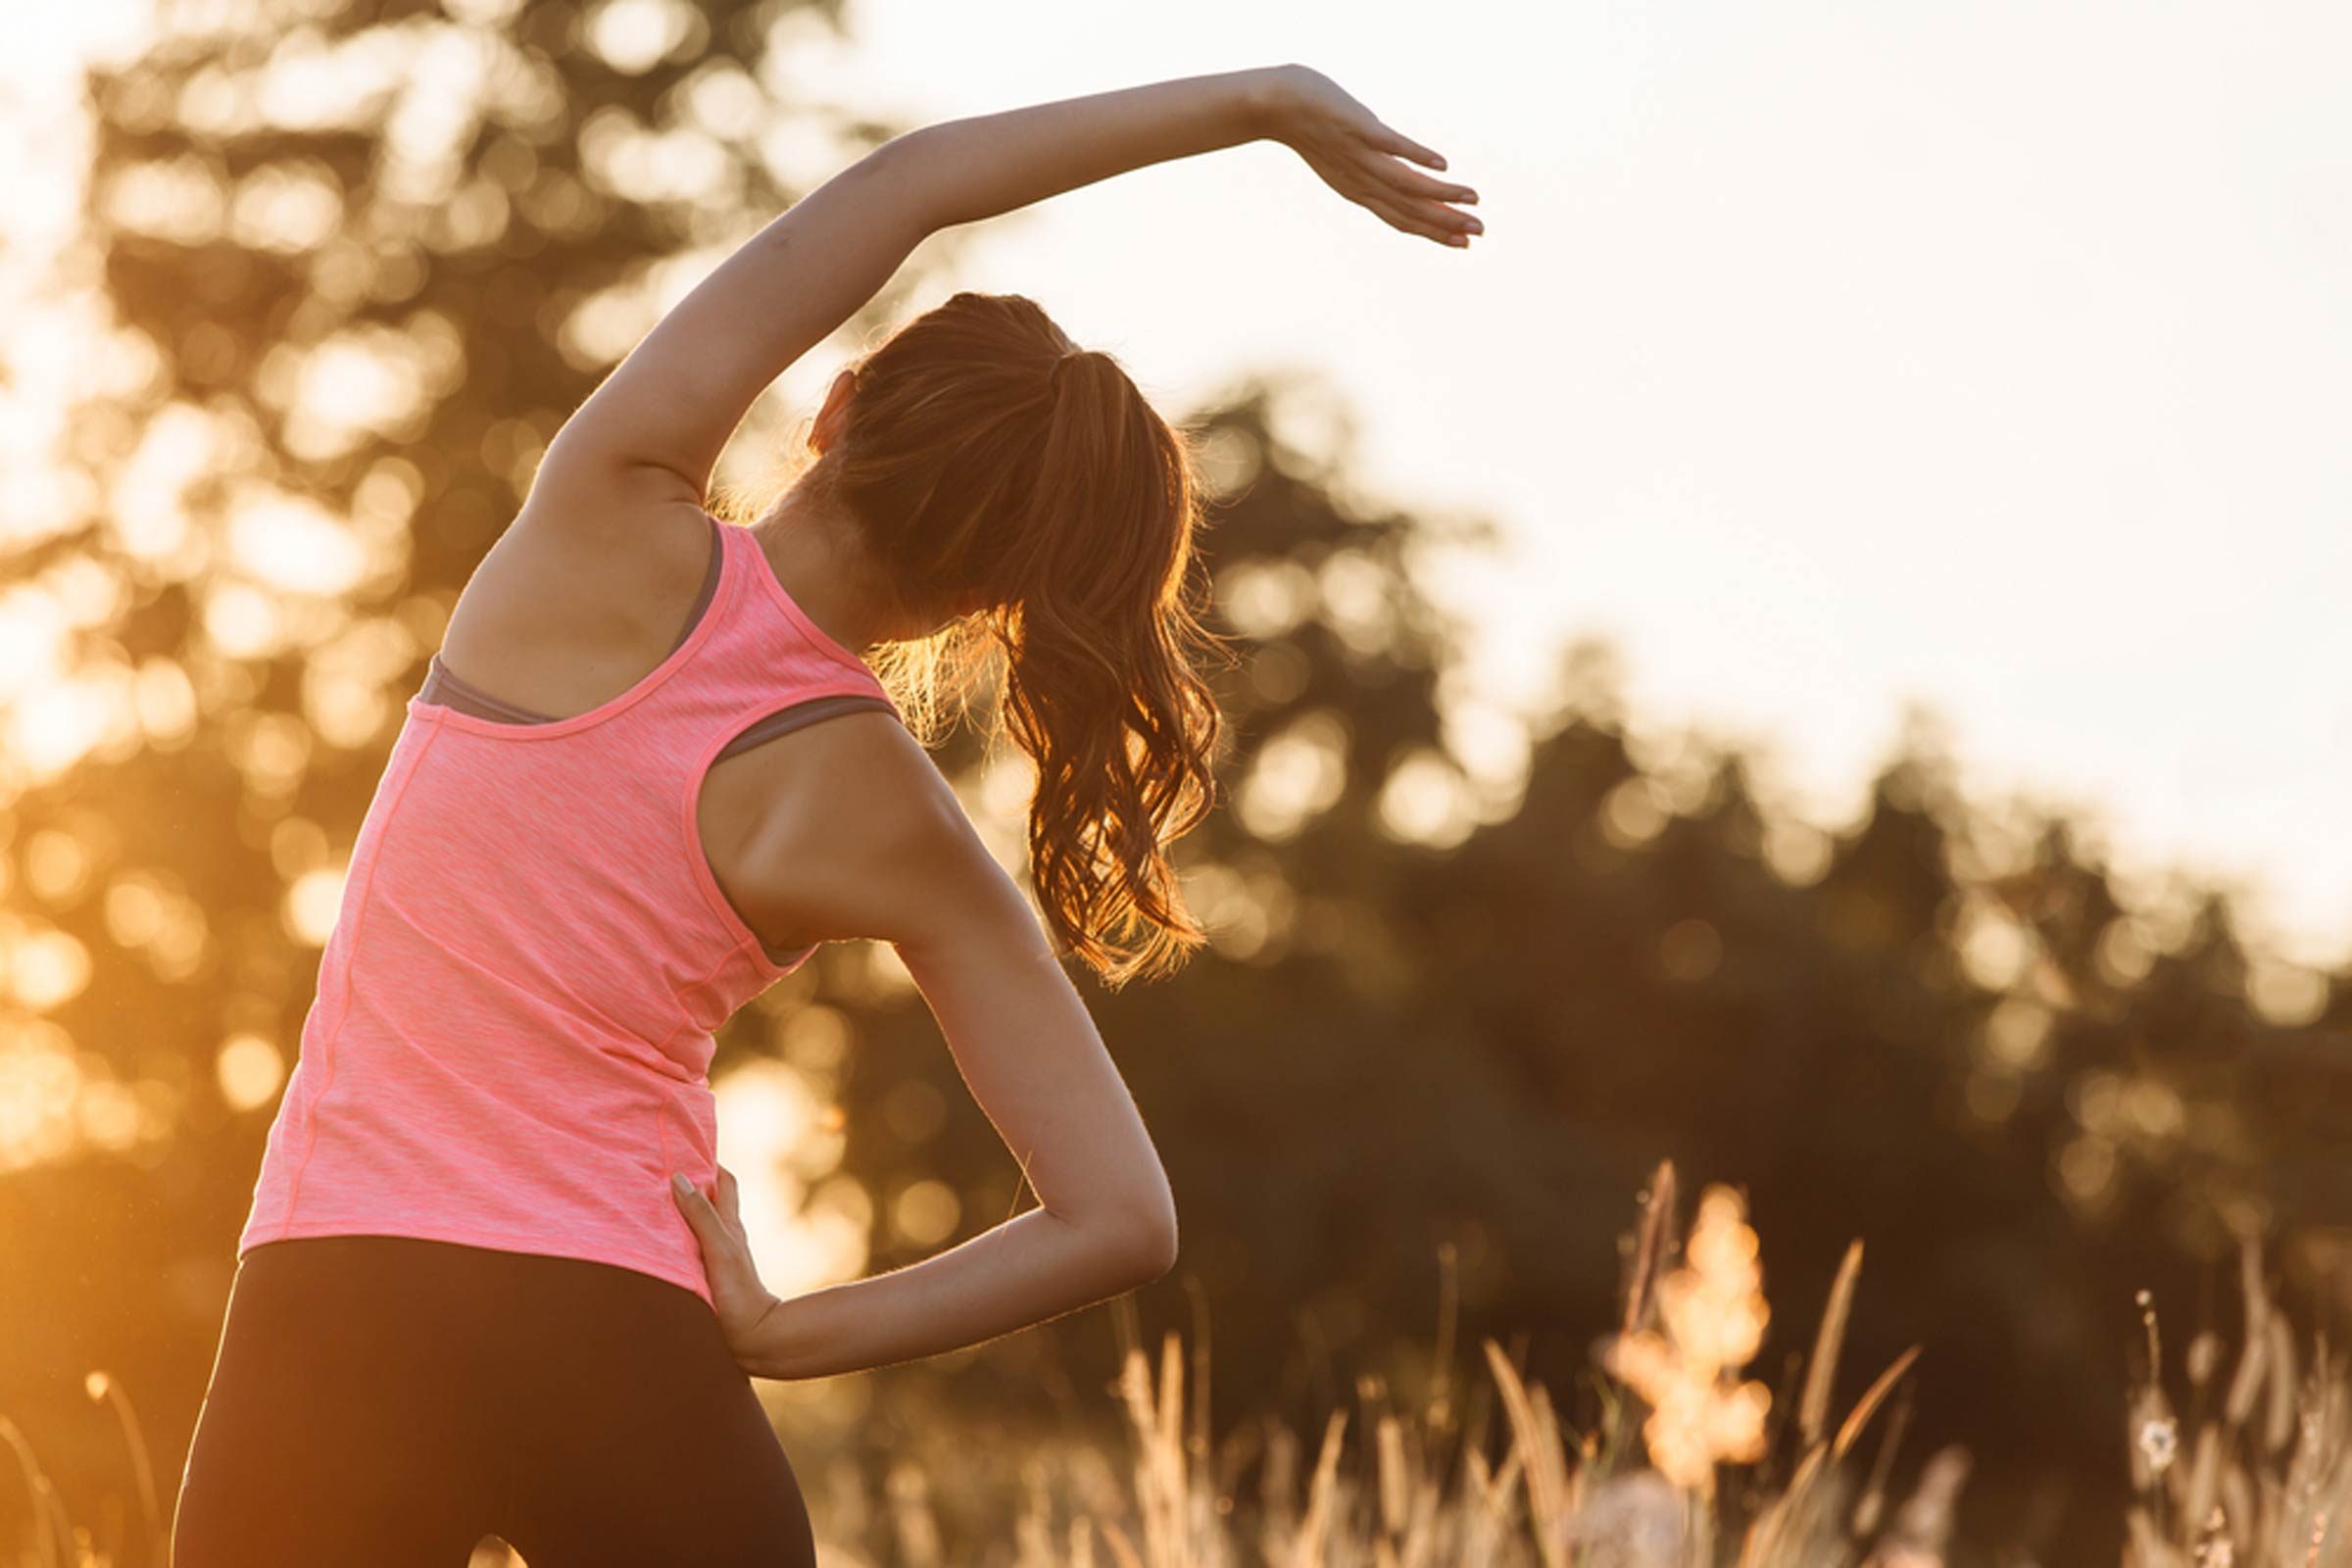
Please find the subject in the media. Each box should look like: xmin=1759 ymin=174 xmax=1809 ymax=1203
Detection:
xmin=670 ymin=1165 xmax=783 ymax=1367
xmin=1260 ymin=65 xmax=1482 ymax=248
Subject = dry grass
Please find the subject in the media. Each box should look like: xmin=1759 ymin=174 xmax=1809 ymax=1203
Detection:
xmin=2122 ymin=1236 xmax=2351 ymax=1568
xmin=817 ymin=1164 xmax=1950 ymax=1568
xmin=8 ymin=1163 xmax=2345 ymax=1566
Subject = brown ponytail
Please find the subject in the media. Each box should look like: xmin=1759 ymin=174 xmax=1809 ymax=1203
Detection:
xmin=778 ymin=291 xmax=1230 ymax=988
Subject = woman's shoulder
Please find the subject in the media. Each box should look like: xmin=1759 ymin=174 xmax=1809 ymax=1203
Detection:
xmin=436 ymin=490 xmax=717 ymax=718
xmin=726 ymin=711 xmax=1010 ymax=951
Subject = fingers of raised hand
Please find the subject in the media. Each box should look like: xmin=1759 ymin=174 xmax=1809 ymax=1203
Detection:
xmin=1355 ymin=111 xmax=1446 ymax=172
xmin=1359 ymin=158 xmax=1479 ymax=239
xmin=1369 ymin=151 xmax=1478 ymax=210
xmin=1396 ymin=196 xmax=1483 ymax=245
xmin=1360 ymin=188 xmax=1481 ymax=247
xmin=1305 ymin=143 xmax=1478 ymax=247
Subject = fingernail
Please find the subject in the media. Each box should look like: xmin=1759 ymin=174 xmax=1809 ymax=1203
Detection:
xmin=670 ymin=1173 xmax=691 ymax=1194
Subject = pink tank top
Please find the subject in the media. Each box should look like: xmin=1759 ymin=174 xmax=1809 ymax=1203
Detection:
xmin=237 ymin=516 xmax=903 ymax=1305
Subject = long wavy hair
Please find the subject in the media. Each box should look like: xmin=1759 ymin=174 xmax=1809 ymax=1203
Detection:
xmin=722 ymin=291 xmax=1230 ymax=989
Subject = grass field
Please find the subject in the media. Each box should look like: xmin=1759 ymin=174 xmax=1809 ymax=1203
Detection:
xmin=7 ymin=1164 xmax=2344 ymax=1567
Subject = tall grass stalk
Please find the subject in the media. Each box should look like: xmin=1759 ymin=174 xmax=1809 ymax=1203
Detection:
xmin=2126 ymin=1236 xmax=2349 ymax=1568
xmin=880 ymin=1162 xmax=1960 ymax=1568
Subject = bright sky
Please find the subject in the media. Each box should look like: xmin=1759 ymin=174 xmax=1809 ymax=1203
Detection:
xmin=9 ymin=3 xmax=2348 ymax=966
xmin=801 ymin=0 xmax=2352 ymax=966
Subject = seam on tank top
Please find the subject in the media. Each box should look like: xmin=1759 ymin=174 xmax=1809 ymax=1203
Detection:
xmin=648 ymin=936 xmax=760 ymax=1063
xmin=655 ymin=1097 xmax=678 ymax=1187
xmin=403 ymin=514 xmax=735 ymax=743
xmin=275 ymin=715 xmax=448 ymax=1239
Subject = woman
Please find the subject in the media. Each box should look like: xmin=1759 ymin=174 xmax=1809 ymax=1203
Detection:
xmin=172 ymin=62 xmax=1479 ymax=1566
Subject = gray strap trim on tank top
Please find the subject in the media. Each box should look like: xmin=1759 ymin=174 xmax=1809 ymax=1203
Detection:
xmin=414 ymin=510 xmax=899 ymax=963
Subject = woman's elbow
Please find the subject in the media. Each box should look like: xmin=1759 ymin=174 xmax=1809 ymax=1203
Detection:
xmin=1099 ymin=1194 xmax=1179 ymax=1289
xmin=1132 ymin=1200 xmax=1181 ymax=1284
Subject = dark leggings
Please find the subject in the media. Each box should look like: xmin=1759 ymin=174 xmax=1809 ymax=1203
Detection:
xmin=171 ymin=1236 xmax=816 ymax=1567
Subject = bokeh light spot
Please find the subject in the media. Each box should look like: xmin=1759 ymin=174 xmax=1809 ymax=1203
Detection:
xmin=216 ymin=1033 xmax=286 ymax=1111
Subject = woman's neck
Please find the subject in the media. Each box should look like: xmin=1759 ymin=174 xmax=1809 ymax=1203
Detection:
xmin=749 ymin=483 xmax=916 ymax=653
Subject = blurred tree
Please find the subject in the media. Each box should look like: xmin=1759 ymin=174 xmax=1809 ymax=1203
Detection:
xmin=2 ymin=5 xmax=2349 ymax=1567
xmin=815 ymin=385 xmax=2352 ymax=1566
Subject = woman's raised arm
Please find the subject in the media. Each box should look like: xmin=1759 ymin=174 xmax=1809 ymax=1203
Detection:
xmin=528 ymin=65 xmax=1478 ymax=520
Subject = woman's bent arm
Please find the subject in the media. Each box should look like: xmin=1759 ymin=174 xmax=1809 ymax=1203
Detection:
xmin=740 ymin=937 xmax=1177 ymax=1384
xmin=671 ymin=719 xmax=1178 ymax=1380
